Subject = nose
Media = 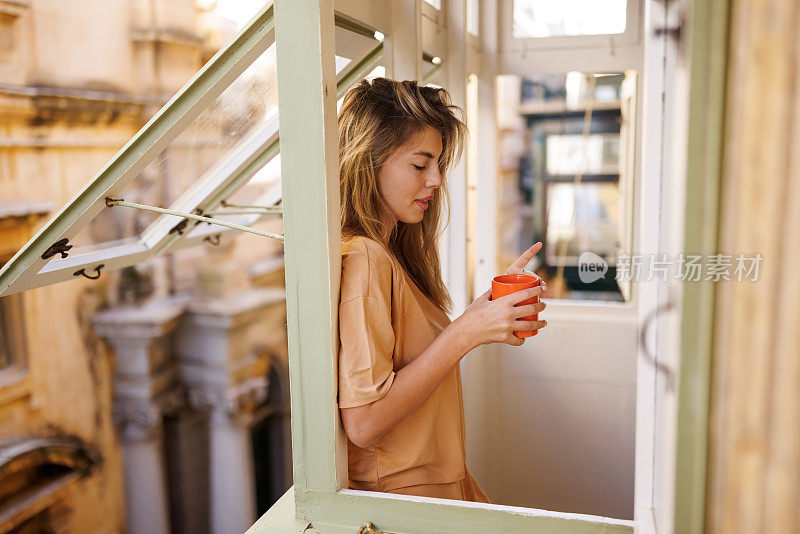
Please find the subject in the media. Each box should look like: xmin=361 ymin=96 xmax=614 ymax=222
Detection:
xmin=425 ymin=166 xmax=443 ymax=188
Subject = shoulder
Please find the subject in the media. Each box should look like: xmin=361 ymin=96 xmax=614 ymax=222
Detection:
xmin=340 ymin=236 xmax=395 ymax=304
xmin=342 ymin=236 xmax=395 ymax=268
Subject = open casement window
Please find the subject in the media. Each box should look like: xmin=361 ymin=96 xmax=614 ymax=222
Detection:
xmin=0 ymin=3 xmax=383 ymax=297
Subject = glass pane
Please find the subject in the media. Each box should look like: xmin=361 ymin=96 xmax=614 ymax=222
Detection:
xmin=545 ymin=182 xmax=620 ymax=267
xmin=513 ymin=0 xmax=627 ymax=38
xmin=70 ymin=41 xmax=279 ymax=251
xmin=160 ymin=29 xmax=381 ymax=290
xmin=497 ymin=71 xmax=634 ymax=302
xmin=546 ymin=133 xmax=620 ymax=175
xmin=68 ymin=25 xmax=377 ymax=257
xmin=221 ymin=154 xmax=282 ymax=207
xmin=423 ymin=0 xmax=442 ymax=9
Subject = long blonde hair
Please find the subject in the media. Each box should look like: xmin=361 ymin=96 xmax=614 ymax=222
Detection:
xmin=338 ymin=78 xmax=466 ymax=314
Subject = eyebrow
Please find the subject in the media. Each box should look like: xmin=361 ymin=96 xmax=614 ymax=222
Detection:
xmin=413 ymin=151 xmax=436 ymax=159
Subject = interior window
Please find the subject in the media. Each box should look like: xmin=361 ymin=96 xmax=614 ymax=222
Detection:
xmin=512 ymin=0 xmax=627 ymax=38
xmin=497 ymin=71 xmax=636 ymax=302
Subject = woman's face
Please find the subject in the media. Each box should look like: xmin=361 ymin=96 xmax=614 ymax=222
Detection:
xmin=376 ymin=126 xmax=444 ymax=231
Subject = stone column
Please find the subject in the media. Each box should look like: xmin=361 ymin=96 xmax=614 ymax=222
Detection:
xmin=188 ymin=379 xmax=266 ymax=534
xmin=93 ymin=297 xmax=187 ymax=534
xmin=176 ymin=287 xmax=286 ymax=534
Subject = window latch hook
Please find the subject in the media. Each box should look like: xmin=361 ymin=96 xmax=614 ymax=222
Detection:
xmin=73 ymin=264 xmax=104 ymax=280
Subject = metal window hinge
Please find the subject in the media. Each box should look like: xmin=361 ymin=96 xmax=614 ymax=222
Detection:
xmin=42 ymin=238 xmax=73 ymax=260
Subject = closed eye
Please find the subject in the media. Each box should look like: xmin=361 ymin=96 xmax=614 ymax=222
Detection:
xmin=413 ymin=164 xmax=425 ymax=170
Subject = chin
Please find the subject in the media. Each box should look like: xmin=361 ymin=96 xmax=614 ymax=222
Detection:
xmin=394 ymin=205 xmax=425 ymax=224
xmin=403 ymin=212 xmax=424 ymax=224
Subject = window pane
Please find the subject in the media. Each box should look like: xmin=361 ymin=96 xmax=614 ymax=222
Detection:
xmin=68 ymin=31 xmax=373 ymax=257
xmin=546 ymin=134 xmax=620 ymax=175
xmin=69 ymin=42 xmax=280 ymax=251
xmin=497 ymin=71 xmax=635 ymax=302
xmin=513 ymin=0 xmax=627 ymax=38
xmin=545 ymin=182 xmax=620 ymax=267
xmin=423 ymin=0 xmax=442 ymax=9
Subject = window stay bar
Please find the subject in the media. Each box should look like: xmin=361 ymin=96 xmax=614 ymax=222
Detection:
xmin=217 ymin=201 xmax=283 ymax=213
xmin=205 ymin=209 xmax=281 ymax=216
xmin=105 ymin=198 xmax=284 ymax=241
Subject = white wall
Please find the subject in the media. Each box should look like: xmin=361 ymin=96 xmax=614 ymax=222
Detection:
xmin=462 ymin=302 xmax=637 ymax=520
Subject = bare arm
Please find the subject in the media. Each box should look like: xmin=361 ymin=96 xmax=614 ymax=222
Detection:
xmin=340 ymin=285 xmax=547 ymax=448
xmin=340 ymin=321 xmax=472 ymax=448
xmin=341 ymin=242 xmax=549 ymax=449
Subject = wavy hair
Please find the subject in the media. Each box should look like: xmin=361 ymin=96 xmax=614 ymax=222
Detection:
xmin=338 ymin=78 xmax=466 ymax=314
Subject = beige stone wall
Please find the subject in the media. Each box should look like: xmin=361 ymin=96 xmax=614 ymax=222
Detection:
xmin=0 ymin=1 xmax=240 ymax=532
xmin=0 ymin=121 xmax=136 ymax=533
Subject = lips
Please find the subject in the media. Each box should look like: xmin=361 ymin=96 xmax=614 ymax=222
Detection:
xmin=414 ymin=195 xmax=432 ymax=210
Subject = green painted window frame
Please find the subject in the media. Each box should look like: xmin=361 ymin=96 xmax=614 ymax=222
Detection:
xmin=673 ymin=0 xmax=730 ymax=531
xmin=273 ymin=1 xmax=637 ymax=532
xmin=273 ymin=0 xmax=727 ymax=532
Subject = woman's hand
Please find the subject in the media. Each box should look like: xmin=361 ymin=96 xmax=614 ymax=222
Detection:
xmin=451 ymin=286 xmax=547 ymax=350
xmin=504 ymin=241 xmax=548 ymax=292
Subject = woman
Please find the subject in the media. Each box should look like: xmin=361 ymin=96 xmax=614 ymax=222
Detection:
xmin=337 ymin=78 xmax=548 ymax=502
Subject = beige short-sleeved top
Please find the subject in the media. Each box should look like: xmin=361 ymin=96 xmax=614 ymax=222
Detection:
xmin=338 ymin=235 xmax=467 ymax=491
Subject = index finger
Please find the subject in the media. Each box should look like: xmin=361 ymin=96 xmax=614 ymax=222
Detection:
xmin=509 ymin=242 xmax=543 ymax=272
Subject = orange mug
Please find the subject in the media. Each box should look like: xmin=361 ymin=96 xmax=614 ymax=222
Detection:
xmin=491 ymin=273 xmax=541 ymax=338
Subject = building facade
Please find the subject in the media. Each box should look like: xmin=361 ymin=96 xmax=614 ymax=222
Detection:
xmin=0 ymin=1 xmax=290 ymax=532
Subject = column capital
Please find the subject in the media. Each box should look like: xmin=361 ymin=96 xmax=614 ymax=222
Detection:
xmin=187 ymin=376 xmax=269 ymax=425
xmin=112 ymin=388 xmax=185 ymax=441
xmin=93 ymin=296 xmax=188 ymax=442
